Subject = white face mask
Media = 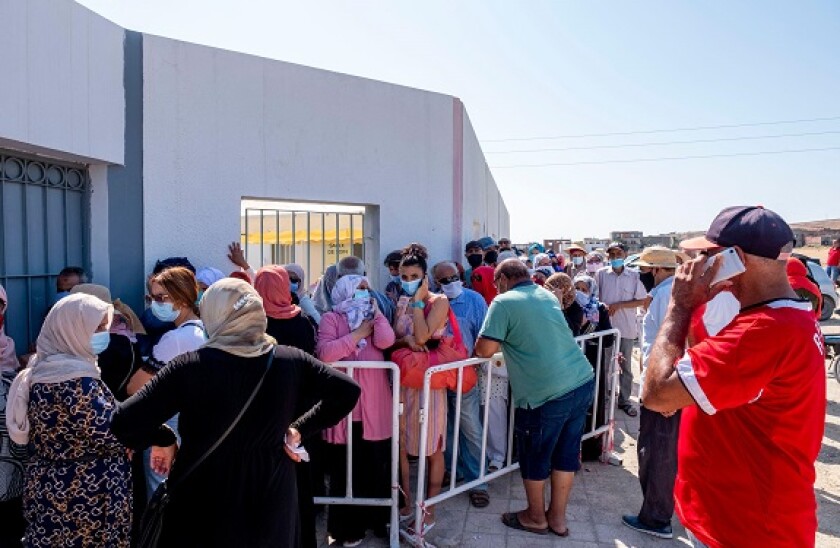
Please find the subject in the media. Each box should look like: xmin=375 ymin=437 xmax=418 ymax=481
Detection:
xmin=572 ymin=256 xmax=584 ymax=266
xmin=441 ymin=281 xmax=463 ymax=300
xmin=586 ymin=262 xmax=601 ymax=273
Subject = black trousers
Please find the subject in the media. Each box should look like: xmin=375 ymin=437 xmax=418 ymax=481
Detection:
xmin=325 ymin=424 xmax=391 ymax=542
xmin=637 ymin=406 xmax=682 ymax=528
xmin=0 ymin=497 xmax=25 ymax=548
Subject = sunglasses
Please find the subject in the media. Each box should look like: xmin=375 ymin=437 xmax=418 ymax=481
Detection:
xmin=436 ymin=275 xmax=460 ymax=286
xmin=289 ymin=277 xmax=301 ymax=284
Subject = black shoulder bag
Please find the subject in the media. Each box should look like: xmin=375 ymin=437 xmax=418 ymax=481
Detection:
xmin=136 ymin=348 xmax=276 ymax=548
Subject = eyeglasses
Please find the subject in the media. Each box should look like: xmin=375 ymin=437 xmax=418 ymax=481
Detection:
xmin=436 ymin=275 xmax=460 ymax=286
xmin=147 ymin=293 xmax=172 ymax=303
xmin=288 ymin=278 xmax=301 ymax=284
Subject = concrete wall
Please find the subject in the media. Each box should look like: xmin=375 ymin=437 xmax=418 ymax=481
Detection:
xmin=142 ymin=35 xmax=495 ymax=282
xmin=0 ymin=0 xmax=124 ymax=164
xmin=462 ymin=109 xmax=510 ymax=245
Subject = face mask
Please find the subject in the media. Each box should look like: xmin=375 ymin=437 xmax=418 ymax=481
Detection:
xmin=354 ymin=289 xmax=370 ymax=300
xmin=290 ymin=282 xmax=300 ymax=293
xmin=390 ymin=274 xmax=402 ymax=284
xmin=441 ymin=280 xmax=463 ymax=300
xmin=196 ymin=290 xmax=204 ymax=305
xmin=90 ymin=331 xmax=110 ymax=355
xmin=401 ymin=278 xmax=422 ymax=297
xmin=466 ymin=254 xmax=483 ymax=268
xmin=151 ymin=301 xmax=180 ymax=323
xmin=640 ymin=271 xmax=656 ymax=292
xmin=575 ymin=290 xmax=590 ymax=308
xmin=586 ymin=262 xmax=600 ymax=273
xmin=610 ymin=258 xmax=625 ymax=270
xmin=572 ymin=256 xmax=584 ymax=266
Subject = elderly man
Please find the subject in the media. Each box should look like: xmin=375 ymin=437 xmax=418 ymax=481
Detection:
xmin=564 ymin=244 xmax=588 ymax=279
xmin=595 ymin=241 xmax=647 ymax=416
xmin=337 ymin=256 xmax=395 ymax=324
xmin=644 ymin=206 xmax=825 ymax=547
xmin=620 ymin=247 xmax=680 ymax=539
xmin=432 ymin=261 xmax=491 ymax=508
xmin=475 ymin=259 xmax=594 ymax=537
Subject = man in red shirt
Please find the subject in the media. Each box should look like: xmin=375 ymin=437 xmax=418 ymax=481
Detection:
xmin=643 ymin=205 xmax=826 ymax=547
xmin=827 ymin=237 xmax=840 ymax=286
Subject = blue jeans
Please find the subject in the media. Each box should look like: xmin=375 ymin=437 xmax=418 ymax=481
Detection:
xmin=144 ymin=413 xmax=180 ymax=500
xmin=445 ymin=386 xmax=487 ymax=492
xmin=827 ymin=265 xmax=839 ymax=284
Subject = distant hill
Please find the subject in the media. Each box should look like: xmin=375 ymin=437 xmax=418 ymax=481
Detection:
xmin=789 ymin=219 xmax=840 ymax=233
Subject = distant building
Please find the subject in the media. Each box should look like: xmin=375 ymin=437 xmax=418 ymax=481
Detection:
xmin=610 ymin=231 xmax=644 ymax=252
xmin=583 ymin=238 xmax=609 ymax=252
xmin=544 ymin=239 xmax=572 ymax=253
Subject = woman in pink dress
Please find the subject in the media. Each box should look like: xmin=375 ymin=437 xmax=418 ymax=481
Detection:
xmin=318 ymin=275 xmax=396 ymax=547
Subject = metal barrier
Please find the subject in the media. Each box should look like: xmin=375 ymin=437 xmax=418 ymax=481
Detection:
xmin=312 ymin=361 xmax=401 ymax=548
xmin=405 ymin=329 xmax=620 ymax=546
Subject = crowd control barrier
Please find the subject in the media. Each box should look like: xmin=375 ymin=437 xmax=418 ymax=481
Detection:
xmin=405 ymin=328 xmax=620 ymax=547
xmin=312 ymin=361 xmax=402 ymax=548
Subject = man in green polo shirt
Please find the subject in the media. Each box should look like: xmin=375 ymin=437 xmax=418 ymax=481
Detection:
xmin=475 ymin=259 xmax=594 ymax=538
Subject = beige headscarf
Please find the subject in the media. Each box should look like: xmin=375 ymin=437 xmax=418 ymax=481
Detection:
xmin=200 ymin=278 xmax=275 ymax=358
xmin=5 ymin=293 xmax=113 ymax=444
xmin=0 ymin=284 xmax=18 ymax=373
xmin=71 ymin=283 xmax=146 ymax=336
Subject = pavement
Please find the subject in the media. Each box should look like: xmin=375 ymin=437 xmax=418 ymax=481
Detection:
xmin=317 ymin=308 xmax=840 ymax=547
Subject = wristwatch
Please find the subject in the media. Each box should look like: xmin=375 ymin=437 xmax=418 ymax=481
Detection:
xmin=409 ymin=300 xmax=426 ymax=309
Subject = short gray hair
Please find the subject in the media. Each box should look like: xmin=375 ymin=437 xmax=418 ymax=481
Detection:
xmin=337 ymin=256 xmax=365 ymax=276
xmin=496 ymin=258 xmax=529 ymax=281
xmin=432 ymin=261 xmax=458 ymax=277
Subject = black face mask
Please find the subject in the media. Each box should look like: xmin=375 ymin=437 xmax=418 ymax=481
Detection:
xmin=640 ymin=271 xmax=656 ymax=292
xmin=466 ymin=254 xmax=484 ymax=268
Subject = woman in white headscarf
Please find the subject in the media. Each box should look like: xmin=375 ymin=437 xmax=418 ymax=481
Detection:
xmin=4 ymin=294 xmax=140 ymax=547
xmin=111 ymin=279 xmax=361 ymax=548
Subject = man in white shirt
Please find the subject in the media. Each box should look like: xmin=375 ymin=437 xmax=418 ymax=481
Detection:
xmin=621 ymin=247 xmax=679 ymax=539
xmin=595 ymin=242 xmax=647 ymax=416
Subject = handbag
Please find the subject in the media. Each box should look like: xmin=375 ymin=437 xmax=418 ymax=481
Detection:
xmin=135 ymin=348 xmax=276 ymax=548
xmin=393 ymin=307 xmax=476 ymax=393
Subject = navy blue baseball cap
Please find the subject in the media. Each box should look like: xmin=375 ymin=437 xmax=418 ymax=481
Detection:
xmin=679 ymin=205 xmax=794 ymax=260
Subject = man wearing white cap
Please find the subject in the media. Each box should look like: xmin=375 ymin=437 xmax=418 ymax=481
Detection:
xmin=620 ymin=247 xmax=680 ymax=539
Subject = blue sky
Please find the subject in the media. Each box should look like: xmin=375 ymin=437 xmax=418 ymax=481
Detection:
xmin=77 ymin=0 xmax=840 ymax=242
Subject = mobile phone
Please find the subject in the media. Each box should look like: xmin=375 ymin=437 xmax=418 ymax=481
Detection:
xmin=705 ymin=247 xmax=746 ymax=286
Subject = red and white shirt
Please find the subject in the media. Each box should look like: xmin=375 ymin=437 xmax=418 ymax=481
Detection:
xmin=676 ymin=299 xmax=826 ymax=547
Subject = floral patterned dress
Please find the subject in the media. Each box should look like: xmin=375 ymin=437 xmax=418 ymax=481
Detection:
xmin=24 ymin=377 xmax=131 ymax=547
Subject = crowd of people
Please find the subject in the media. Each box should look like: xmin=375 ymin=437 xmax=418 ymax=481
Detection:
xmin=0 ymin=204 xmax=829 ymax=547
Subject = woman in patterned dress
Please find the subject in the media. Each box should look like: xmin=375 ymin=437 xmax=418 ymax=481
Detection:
xmin=4 ymin=294 xmax=138 ymax=547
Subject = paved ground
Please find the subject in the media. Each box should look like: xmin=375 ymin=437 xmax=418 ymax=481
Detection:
xmin=317 ymin=308 xmax=840 ymax=547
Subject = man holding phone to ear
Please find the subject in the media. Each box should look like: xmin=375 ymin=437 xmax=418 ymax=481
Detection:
xmin=643 ymin=205 xmax=826 ymax=547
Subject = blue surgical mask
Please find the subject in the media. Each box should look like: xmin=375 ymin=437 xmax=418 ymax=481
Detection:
xmin=196 ymin=290 xmax=204 ymax=306
xmin=401 ymin=278 xmax=422 ymax=297
xmin=611 ymin=258 xmax=625 ymax=270
xmin=390 ymin=274 xmax=402 ymax=284
xmin=90 ymin=331 xmax=110 ymax=355
xmin=575 ymin=290 xmax=591 ymax=308
xmin=151 ymin=301 xmax=180 ymax=322
xmin=572 ymin=256 xmax=584 ymax=266
xmin=354 ymin=289 xmax=370 ymax=300
xmin=290 ymin=282 xmax=300 ymax=293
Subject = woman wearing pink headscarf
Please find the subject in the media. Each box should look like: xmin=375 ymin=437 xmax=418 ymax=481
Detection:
xmin=317 ymin=275 xmax=395 ymax=545
xmin=254 ymin=265 xmax=317 ymax=356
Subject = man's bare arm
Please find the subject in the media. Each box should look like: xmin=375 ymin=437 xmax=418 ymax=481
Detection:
xmin=642 ymin=302 xmax=696 ymax=412
xmin=474 ymin=337 xmax=501 ymax=358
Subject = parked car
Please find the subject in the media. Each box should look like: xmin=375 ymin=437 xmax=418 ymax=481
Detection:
xmin=796 ymin=255 xmax=839 ymax=321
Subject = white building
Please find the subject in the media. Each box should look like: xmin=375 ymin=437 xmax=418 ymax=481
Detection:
xmin=0 ymin=0 xmax=508 ymax=347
